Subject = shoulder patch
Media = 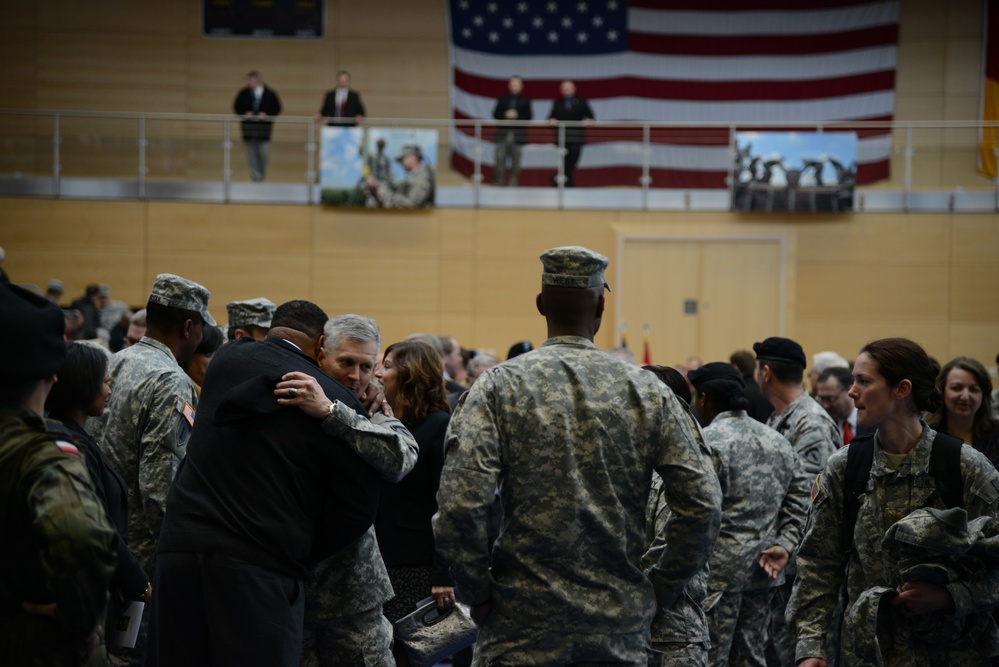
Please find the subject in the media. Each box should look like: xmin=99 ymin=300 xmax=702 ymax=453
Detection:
xmin=810 ymin=472 xmax=822 ymax=503
xmin=182 ymin=402 xmax=196 ymax=427
xmin=55 ymin=440 xmax=81 ymax=456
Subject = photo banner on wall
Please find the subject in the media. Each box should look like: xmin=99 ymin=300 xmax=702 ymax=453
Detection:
xmin=320 ymin=127 xmax=438 ymax=208
xmin=731 ymin=132 xmax=858 ymax=213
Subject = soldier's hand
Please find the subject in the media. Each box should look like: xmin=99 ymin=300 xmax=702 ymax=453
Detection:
xmin=359 ymin=384 xmax=393 ymax=418
xmin=758 ymin=545 xmax=789 ymax=579
xmin=892 ymin=581 xmax=955 ymax=615
xmin=797 ymin=659 xmax=826 ymax=667
xmin=470 ymin=599 xmax=493 ymax=626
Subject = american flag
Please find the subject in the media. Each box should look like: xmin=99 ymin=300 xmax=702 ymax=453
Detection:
xmin=447 ymin=0 xmax=899 ymax=188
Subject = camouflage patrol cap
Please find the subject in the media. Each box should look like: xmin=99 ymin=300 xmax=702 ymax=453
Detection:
xmin=147 ymin=273 xmax=216 ymax=326
xmin=540 ymin=246 xmax=611 ymax=292
xmin=396 ymin=145 xmax=422 ymax=161
xmin=753 ymin=337 xmax=806 ymax=368
xmin=47 ymin=279 xmax=64 ymax=293
xmin=688 ymin=362 xmax=745 ymax=388
xmin=0 ymin=282 xmax=67 ymax=379
xmin=226 ymin=297 xmax=276 ymax=329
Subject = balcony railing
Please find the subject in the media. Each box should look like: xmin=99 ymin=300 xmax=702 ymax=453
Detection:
xmin=0 ymin=109 xmax=996 ymax=212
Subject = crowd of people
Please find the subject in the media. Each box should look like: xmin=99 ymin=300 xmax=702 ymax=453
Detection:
xmin=2 ymin=246 xmax=998 ymax=667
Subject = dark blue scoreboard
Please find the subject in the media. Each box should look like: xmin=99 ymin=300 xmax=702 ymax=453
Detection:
xmin=203 ymin=0 xmax=324 ymax=39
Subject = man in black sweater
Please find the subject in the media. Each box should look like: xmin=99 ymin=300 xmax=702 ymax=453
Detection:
xmin=149 ymin=300 xmax=380 ymax=667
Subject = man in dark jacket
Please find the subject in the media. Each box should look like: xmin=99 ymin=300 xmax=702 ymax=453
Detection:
xmin=492 ymin=75 xmax=532 ymax=186
xmin=547 ymin=80 xmax=595 ymax=187
xmin=149 ymin=300 xmax=381 ymax=667
xmin=317 ymin=70 xmax=366 ymax=126
xmin=232 ymin=70 xmax=282 ymax=182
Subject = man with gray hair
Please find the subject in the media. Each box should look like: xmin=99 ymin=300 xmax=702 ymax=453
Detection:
xmin=301 ymin=313 xmax=419 ymax=666
xmin=808 ymin=350 xmax=849 ymax=396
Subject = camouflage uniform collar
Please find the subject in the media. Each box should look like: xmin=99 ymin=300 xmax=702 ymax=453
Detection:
xmin=712 ymin=410 xmax=749 ymax=424
xmin=541 ymin=335 xmax=597 ymax=349
xmin=871 ymin=421 xmax=934 ymax=478
xmin=135 ymin=335 xmax=182 ymax=364
xmin=0 ymin=400 xmax=44 ymax=427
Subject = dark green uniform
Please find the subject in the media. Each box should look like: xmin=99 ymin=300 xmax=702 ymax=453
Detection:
xmin=0 ymin=402 xmax=118 ymax=665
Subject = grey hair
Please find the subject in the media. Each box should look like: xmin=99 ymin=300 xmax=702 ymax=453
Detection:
xmin=324 ymin=314 xmax=381 ymax=354
xmin=130 ymin=308 xmax=147 ymax=326
xmin=405 ymin=332 xmax=443 ymax=356
xmin=467 ymin=354 xmax=498 ymax=377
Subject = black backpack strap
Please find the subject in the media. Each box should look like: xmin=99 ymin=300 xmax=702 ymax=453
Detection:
xmin=843 ymin=434 xmax=875 ymax=551
xmin=929 ymin=431 xmax=964 ymax=509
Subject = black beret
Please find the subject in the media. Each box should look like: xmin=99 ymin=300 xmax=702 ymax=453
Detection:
xmin=753 ymin=337 xmax=806 ymax=368
xmin=688 ymin=362 xmax=745 ymax=389
xmin=0 ymin=282 xmax=67 ymax=380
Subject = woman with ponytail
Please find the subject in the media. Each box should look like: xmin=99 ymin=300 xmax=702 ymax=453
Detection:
xmin=788 ymin=338 xmax=999 ymax=667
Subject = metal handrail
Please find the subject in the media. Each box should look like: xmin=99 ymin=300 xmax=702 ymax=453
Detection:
xmin=2 ymin=109 xmax=997 ymax=210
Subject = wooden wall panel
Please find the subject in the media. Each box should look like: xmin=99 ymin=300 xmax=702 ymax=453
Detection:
xmin=948 ymin=323 xmax=999 ymax=367
xmin=36 ymin=0 xmax=190 ymax=35
xmin=951 ymin=216 xmax=999 ymax=262
xmin=338 ymin=0 xmax=446 ymax=40
xmin=797 ymin=264 xmax=950 ymax=321
xmin=949 ymin=267 xmax=999 ymax=321
xmin=1 ymin=199 xmax=996 ymax=370
xmin=796 ymin=214 xmax=950 ymax=263
xmin=313 ymin=208 xmax=442 ymax=257
xmin=146 ymin=202 xmax=312 ymax=255
xmin=793 ymin=320 xmax=952 ymax=364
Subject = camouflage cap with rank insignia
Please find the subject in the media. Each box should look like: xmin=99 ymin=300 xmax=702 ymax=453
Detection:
xmin=540 ymin=245 xmax=611 ymax=292
xmin=226 ymin=297 xmax=276 ymax=329
xmin=147 ymin=273 xmax=216 ymax=326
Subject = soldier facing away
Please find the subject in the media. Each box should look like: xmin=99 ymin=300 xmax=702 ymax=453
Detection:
xmin=433 ymin=245 xmax=722 ymax=665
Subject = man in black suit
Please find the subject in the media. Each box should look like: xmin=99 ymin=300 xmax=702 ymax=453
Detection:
xmin=232 ymin=70 xmax=282 ymax=182
xmin=492 ymin=75 xmax=532 ymax=186
xmin=816 ymin=366 xmax=876 ymax=446
xmin=317 ymin=70 xmax=366 ymax=126
xmin=149 ymin=300 xmax=381 ymax=667
xmin=547 ymin=80 xmax=595 ymax=187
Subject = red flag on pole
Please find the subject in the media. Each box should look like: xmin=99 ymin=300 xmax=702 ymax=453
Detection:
xmin=642 ymin=323 xmax=651 ymax=365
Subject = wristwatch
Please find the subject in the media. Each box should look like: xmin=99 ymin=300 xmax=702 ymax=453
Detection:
xmin=326 ymin=400 xmax=338 ymax=417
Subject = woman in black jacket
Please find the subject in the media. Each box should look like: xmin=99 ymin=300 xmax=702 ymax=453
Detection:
xmin=45 ymin=342 xmax=150 ymax=657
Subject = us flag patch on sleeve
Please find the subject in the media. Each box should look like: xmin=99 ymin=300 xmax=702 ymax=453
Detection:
xmin=182 ymin=402 xmax=196 ymax=427
xmin=55 ymin=440 xmax=81 ymax=456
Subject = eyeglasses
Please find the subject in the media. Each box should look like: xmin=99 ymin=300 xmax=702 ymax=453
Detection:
xmin=816 ymin=391 xmax=843 ymax=405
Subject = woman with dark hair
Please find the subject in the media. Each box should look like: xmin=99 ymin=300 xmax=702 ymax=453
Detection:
xmin=788 ymin=338 xmax=999 ymax=667
xmin=373 ymin=340 xmax=462 ymax=662
xmin=183 ymin=323 xmax=223 ymax=394
xmin=927 ymin=356 xmax=999 ymax=469
xmin=45 ymin=342 xmax=151 ymax=659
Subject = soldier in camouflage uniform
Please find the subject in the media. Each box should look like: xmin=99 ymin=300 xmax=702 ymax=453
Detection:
xmin=294 ymin=314 xmax=419 ymax=667
xmin=687 ymin=362 xmax=811 ymax=667
xmin=788 ymin=337 xmax=999 ymax=667
xmin=225 ymin=297 xmax=276 ymax=341
xmin=365 ymin=145 xmax=435 ymax=208
xmin=754 ymin=337 xmax=841 ymax=667
xmin=94 ymin=274 xmax=214 ymax=576
xmin=92 ymin=274 xmax=213 ymax=666
xmin=639 ymin=365 xmax=719 ymax=667
xmin=0 ymin=282 xmax=118 ymax=665
xmin=433 ymin=246 xmax=722 ymax=666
